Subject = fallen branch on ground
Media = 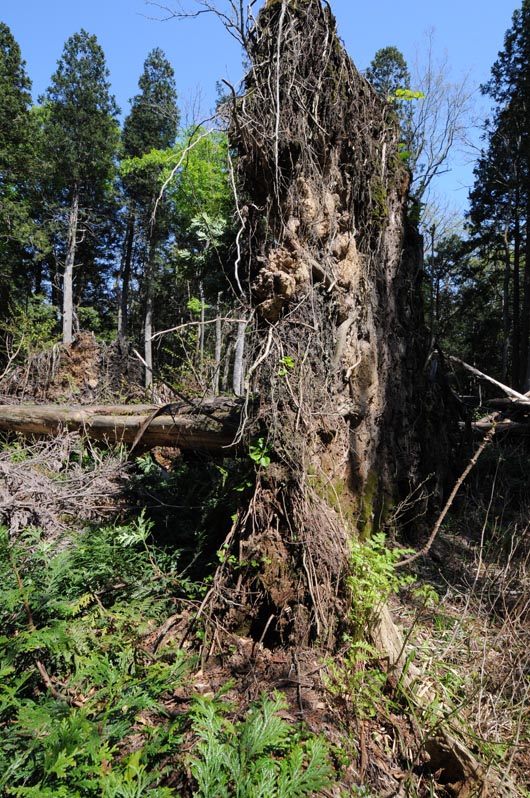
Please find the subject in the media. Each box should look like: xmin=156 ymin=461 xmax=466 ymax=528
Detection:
xmin=0 ymin=398 xmax=244 ymax=453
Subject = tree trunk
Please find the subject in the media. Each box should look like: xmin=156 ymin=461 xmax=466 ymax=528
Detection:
xmin=143 ymin=242 xmax=155 ymax=390
xmin=212 ymin=292 xmax=223 ymax=396
xmin=62 ymin=186 xmax=79 ymax=346
xmin=502 ymin=226 xmax=511 ymax=383
xmin=511 ymin=187 xmax=521 ymax=387
xmin=0 ymin=399 xmax=243 ymax=452
xmin=232 ymin=318 xmax=247 ymax=397
xmin=524 ymin=192 xmax=530 ymax=390
xmin=117 ymin=210 xmax=135 ymax=350
xmin=205 ymin=0 xmax=435 ymax=650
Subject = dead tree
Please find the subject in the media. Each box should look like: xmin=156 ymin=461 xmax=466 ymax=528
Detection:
xmin=205 ymin=0 xmax=433 ymax=650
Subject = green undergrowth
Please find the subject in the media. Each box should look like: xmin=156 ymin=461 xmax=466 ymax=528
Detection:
xmin=0 ymin=518 xmax=188 ymax=797
xmin=0 ymin=506 xmax=334 ymax=797
xmin=189 ymin=691 xmax=333 ymax=798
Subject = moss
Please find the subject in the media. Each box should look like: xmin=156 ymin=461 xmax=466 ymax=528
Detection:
xmin=371 ymin=180 xmax=388 ymax=222
xmin=309 ymin=472 xmax=357 ymax=527
xmin=358 ymin=469 xmax=379 ymax=539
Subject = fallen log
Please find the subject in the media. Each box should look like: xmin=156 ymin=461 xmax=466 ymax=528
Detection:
xmin=0 ymin=398 xmax=245 ymax=453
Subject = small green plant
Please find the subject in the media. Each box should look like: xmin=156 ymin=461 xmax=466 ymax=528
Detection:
xmin=392 ymin=88 xmax=425 ymax=102
xmin=347 ymin=532 xmax=415 ymax=639
xmin=0 ymin=521 xmax=191 ymax=797
xmin=278 ymin=355 xmax=295 ymax=377
xmin=249 ymin=437 xmax=271 ymax=468
xmin=187 ymin=296 xmax=209 ymax=316
xmin=188 ymin=691 xmax=333 ymax=798
xmin=326 ymin=640 xmax=388 ymax=720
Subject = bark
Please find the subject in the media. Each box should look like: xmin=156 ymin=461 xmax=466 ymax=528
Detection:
xmin=232 ymin=318 xmax=247 ymax=397
xmin=198 ymin=281 xmax=205 ymax=363
xmin=502 ymin=227 xmax=511 ymax=382
xmin=512 ymin=196 xmax=521 ymax=387
xmin=143 ymin=243 xmax=155 ymax=390
xmin=521 ymin=190 xmax=530 ymax=389
xmin=0 ymin=399 xmax=243 ymax=452
xmin=206 ymin=0 xmax=436 ymax=651
xmin=62 ymin=186 xmax=79 ymax=346
xmin=117 ymin=210 xmax=135 ymax=350
xmin=212 ymin=292 xmax=223 ymax=395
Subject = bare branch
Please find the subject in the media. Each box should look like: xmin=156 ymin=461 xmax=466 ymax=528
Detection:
xmin=150 ymin=316 xmax=248 ymax=342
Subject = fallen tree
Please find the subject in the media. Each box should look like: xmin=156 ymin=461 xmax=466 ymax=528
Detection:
xmin=0 ymin=398 xmax=244 ymax=452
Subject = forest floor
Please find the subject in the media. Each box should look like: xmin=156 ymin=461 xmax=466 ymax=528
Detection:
xmin=1 ymin=343 xmax=529 ymax=798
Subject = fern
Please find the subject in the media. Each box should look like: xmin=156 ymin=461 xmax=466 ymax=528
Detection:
xmin=0 ymin=519 xmax=190 ymax=797
xmin=188 ymin=692 xmax=333 ymax=798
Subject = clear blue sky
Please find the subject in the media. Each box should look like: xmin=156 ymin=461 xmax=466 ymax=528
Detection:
xmin=1 ymin=0 xmax=520 ymax=208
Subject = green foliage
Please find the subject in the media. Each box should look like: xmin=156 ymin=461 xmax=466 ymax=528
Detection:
xmin=40 ymin=29 xmax=120 ymax=191
xmin=169 ymin=128 xmax=231 ymax=233
xmin=347 ymin=533 xmax=414 ymax=639
xmin=1 ymin=294 xmax=59 ymax=357
xmin=0 ymin=520 xmax=190 ymax=797
xmin=366 ymin=46 xmax=411 ymax=101
xmin=188 ymin=692 xmax=333 ymax=798
xmin=326 ymin=641 xmax=388 ymax=720
xmin=468 ymin=2 xmax=530 ymax=387
xmin=187 ymin=296 xmax=209 ymax=317
xmin=392 ymin=88 xmax=425 ymax=101
xmin=37 ymin=28 xmax=121 ymax=338
xmin=366 ymin=46 xmax=415 ymax=158
xmin=325 ymin=535 xmax=415 ymax=720
xmin=278 ymin=356 xmax=295 ymax=377
xmin=122 ymin=47 xmax=179 ymax=162
xmin=249 ymin=437 xmax=271 ymax=468
xmin=0 ymin=23 xmax=39 ymax=317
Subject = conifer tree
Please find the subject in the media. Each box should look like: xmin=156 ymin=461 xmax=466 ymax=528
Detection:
xmin=119 ymin=48 xmax=179 ymax=379
xmin=0 ymin=23 xmax=35 ymax=319
xmin=40 ymin=30 xmax=120 ymax=344
xmin=470 ymin=0 xmax=530 ymax=387
xmin=366 ymin=47 xmax=415 ymax=165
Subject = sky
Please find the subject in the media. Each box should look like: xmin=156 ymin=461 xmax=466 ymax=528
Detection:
xmin=0 ymin=0 xmax=520 ymax=211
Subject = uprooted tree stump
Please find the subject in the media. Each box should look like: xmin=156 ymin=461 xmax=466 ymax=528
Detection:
xmin=210 ymin=0 xmax=433 ymax=650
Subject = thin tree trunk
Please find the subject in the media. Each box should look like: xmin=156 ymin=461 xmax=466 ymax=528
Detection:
xmin=198 ymin=281 xmax=205 ymax=365
xmin=143 ymin=243 xmax=155 ymax=390
xmin=524 ymin=192 xmax=530 ymax=390
xmin=502 ymin=227 xmax=511 ymax=383
xmin=212 ymin=292 xmax=223 ymax=396
xmin=117 ymin=210 xmax=135 ymax=351
xmin=512 ymin=199 xmax=521 ymax=388
xmin=63 ymin=186 xmax=79 ymax=346
xmin=222 ymin=340 xmax=233 ymax=393
xmin=232 ymin=318 xmax=247 ymax=397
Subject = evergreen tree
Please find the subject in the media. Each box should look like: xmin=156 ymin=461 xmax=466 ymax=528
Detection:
xmin=0 ymin=23 xmax=37 ymax=319
xmin=40 ymin=30 xmax=120 ymax=344
xmin=366 ymin=46 xmax=411 ymax=100
xmin=470 ymin=0 xmax=530 ymax=387
xmin=119 ymin=48 xmax=179 ymax=381
xmin=366 ymin=46 xmax=414 ymax=157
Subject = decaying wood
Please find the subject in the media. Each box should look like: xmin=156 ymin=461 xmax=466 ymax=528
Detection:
xmin=0 ymin=398 xmax=244 ymax=452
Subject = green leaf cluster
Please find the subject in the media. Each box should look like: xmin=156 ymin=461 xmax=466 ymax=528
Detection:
xmin=189 ymin=692 xmax=333 ymax=798
xmin=347 ymin=533 xmax=414 ymax=639
xmin=0 ymin=520 xmax=190 ymax=797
